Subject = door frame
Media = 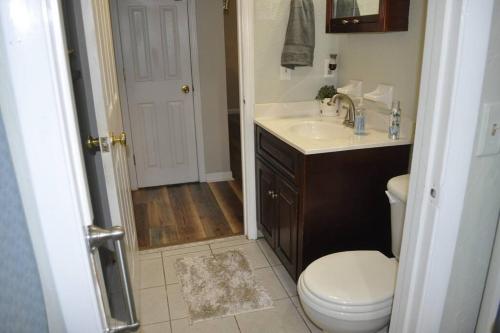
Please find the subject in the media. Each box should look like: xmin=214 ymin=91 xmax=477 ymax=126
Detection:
xmin=238 ymin=0 xmax=258 ymax=239
xmin=476 ymin=217 xmax=500 ymax=331
xmin=110 ymin=0 xmax=207 ymax=190
xmin=0 ymin=0 xmax=106 ymax=331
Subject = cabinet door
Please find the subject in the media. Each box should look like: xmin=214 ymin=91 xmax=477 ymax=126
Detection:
xmin=256 ymin=159 xmax=276 ymax=248
xmin=275 ymin=176 xmax=299 ymax=279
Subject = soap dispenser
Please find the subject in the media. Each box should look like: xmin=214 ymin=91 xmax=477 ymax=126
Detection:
xmin=389 ymin=101 xmax=401 ymax=139
xmin=354 ymin=99 xmax=366 ymax=135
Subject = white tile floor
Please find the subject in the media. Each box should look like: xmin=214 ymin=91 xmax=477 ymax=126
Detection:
xmin=138 ymin=235 xmax=321 ymax=333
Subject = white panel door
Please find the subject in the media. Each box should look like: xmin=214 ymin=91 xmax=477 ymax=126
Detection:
xmin=79 ymin=0 xmax=139 ymax=279
xmin=117 ymin=0 xmax=199 ymax=187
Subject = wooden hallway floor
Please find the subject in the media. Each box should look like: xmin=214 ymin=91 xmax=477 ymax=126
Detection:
xmin=132 ymin=181 xmax=244 ymax=250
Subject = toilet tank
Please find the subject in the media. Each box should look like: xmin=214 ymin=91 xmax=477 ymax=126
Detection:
xmin=385 ymin=174 xmax=410 ymax=259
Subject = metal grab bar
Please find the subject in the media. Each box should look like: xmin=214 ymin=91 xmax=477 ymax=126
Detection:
xmin=88 ymin=225 xmax=140 ymax=333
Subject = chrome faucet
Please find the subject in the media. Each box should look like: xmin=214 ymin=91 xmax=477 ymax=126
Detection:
xmin=330 ymin=93 xmax=356 ymax=128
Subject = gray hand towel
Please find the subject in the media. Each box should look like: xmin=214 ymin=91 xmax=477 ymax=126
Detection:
xmin=281 ymin=0 xmax=315 ymax=70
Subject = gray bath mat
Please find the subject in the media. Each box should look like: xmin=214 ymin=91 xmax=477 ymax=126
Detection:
xmin=175 ymin=250 xmax=273 ymax=322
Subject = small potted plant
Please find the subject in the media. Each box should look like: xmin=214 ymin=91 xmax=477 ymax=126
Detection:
xmin=315 ymin=85 xmax=337 ymax=115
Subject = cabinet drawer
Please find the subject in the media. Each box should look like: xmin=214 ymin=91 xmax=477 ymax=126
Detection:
xmin=255 ymin=126 xmax=300 ymax=183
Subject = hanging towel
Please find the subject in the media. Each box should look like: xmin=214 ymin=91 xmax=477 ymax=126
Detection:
xmin=281 ymin=0 xmax=315 ymax=70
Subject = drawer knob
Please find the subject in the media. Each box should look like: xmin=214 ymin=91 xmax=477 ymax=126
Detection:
xmin=268 ymin=190 xmax=278 ymax=199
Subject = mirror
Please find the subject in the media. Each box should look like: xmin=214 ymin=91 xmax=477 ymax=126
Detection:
xmin=333 ymin=0 xmax=380 ymax=18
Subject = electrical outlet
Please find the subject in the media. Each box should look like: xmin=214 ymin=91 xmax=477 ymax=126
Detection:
xmin=476 ymin=102 xmax=500 ymax=156
xmin=324 ymin=59 xmax=335 ymax=78
xmin=280 ymin=66 xmax=291 ymax=80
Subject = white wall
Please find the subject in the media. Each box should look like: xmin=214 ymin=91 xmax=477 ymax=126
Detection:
xmin=254 ymin=0 xmax=340 ymax=103
xmin=337 ymin=0 xmax=427 ymax=119
xmin=195 ymin=0 xmax=231 ymax=174
xmin=439 ymin=1 xmax=500 ymax=331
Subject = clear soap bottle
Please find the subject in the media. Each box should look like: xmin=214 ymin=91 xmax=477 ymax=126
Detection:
xmin=389 ymin=101 xmax=401 ymax=140
xmin=354 ymin=99 xmax=365 ymax=135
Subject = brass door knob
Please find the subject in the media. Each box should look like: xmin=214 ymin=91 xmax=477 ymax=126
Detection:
xmin=181 ymin=84 xmax=190 ymax=94
xmin=111 ymin=132 xmax=127 ymax=146
xmin=86 ymin=135 xmax=100 ymax=152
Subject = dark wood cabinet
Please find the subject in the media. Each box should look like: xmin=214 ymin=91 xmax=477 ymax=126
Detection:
xmin=255 ymin=125 xmax=412 ymax=281
xmin=256 ymin=159 xmax=277 ymax=248
xmin=256 ymin=157 xmax=299 ymax=279
xmin=326 ymin=0 xmax=410 ymax=33
xmin=275 ymin=177 xmax=299 ymax=277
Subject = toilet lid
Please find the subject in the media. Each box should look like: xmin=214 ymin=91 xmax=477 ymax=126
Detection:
xmin=302 ymin=251 xmax=398 ymax=307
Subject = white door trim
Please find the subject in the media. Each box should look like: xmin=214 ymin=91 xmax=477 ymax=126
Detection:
xmin=111 ymin=0 xmax=206 ymax=189
xmin=238 ymin=0 xmax=258 ymax=240
xmin=476 ymin=217 xmax=500 ymax=332
xmin=109 ymin=0 xmax=140 ymax=190
xmin=389 ymin=0 xmax=495 ymax=331
xmin=186 ymin=0 xmax=207 ymax=183
xmin=0 ymin=0 xmax=105 ymax=331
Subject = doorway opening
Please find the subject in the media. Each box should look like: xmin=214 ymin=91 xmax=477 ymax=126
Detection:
xmin=109 ymin=0 xmax=244 ymax=249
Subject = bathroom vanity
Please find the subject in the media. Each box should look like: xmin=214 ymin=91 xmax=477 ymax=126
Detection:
xmin=255 ymin=116 xmax=412 ymax=281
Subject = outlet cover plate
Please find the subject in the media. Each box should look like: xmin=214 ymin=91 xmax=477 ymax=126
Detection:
xmin=280 ymin=66 xmax=291 ymax=81
xmin=476 ymin=102 xmax=500 ymax=156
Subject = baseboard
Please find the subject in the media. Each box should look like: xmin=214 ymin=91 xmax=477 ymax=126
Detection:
xmin=205 ymin=171 xmax=234 ymax=183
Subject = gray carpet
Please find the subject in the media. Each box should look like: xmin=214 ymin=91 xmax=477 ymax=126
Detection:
xmin=175 ymin=250 xmax=273 ymax=322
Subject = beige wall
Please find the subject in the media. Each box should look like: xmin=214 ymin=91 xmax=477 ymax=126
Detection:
xmin=254 ymin=0 xmax=340 ymax=103
xmin=337 ymin=0 xmax=427 ymax=119
xmin=195 ymin=0 xmax=231 ymax=174
xmin=224 ymin=2 xmax=240 ymax=111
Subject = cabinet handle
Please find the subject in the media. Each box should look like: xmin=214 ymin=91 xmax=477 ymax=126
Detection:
xmin=268 ymin=190 xmax=278 ymax=199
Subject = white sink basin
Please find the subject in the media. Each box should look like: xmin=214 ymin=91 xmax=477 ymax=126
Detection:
xmin=288 ymin=120 xmax=350 ymax=140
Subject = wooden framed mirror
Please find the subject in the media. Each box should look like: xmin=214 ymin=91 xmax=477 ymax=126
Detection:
xmin=326 ymin=0 xmax=410 ymax=33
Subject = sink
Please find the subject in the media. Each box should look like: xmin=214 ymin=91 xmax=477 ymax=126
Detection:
xmin=288 ymin=121 xmax=350 ymax=140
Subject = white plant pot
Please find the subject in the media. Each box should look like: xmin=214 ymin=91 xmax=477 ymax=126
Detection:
xmin=319 ymin=98 xmax=338 ymax=116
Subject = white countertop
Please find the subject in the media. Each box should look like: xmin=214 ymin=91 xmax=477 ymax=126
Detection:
xmin=255 ymin=116 xmax=413 ymax=155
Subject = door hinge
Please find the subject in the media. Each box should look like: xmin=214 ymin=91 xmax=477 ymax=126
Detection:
xmin=133 ymin=154 xmax=136 ymax=165
xmin=122 ymin=67 xmax=126 ymax=81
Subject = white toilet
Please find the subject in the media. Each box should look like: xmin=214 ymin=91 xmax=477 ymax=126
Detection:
xmin=298 ymin=174 xmax=410 ymax=333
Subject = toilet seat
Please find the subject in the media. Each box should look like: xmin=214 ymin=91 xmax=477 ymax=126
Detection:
xmin=299 ymin=275 xmax=392 ymax=322
xmin=299 ymin=251 xmax=398 ymax=319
